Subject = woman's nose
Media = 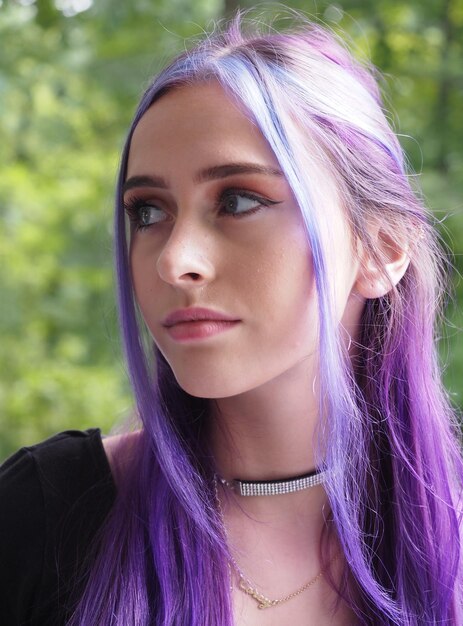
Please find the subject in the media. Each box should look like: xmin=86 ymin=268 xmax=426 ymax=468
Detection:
xmin=156 ymin=220 xmax=216 ymax=287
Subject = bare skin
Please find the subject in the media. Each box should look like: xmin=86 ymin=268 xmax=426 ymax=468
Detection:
xmin=107 ymin=81 xmax=369 ymax=624
xmin=103 ymin=433 xmax=355 ymax=625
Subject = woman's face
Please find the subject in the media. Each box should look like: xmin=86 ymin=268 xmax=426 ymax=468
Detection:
xmin=125 ymin=82 xmax=362 ymax=398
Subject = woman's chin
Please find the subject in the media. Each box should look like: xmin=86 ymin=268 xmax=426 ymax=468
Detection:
xmin=173 ymin=372 xmax=250 ymax=400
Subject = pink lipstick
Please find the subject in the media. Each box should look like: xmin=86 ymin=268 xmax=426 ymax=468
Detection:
xmin=162 ymin=308 xmax=240 ymax=342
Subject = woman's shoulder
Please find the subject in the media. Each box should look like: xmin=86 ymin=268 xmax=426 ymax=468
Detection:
xmin=0 ymin=429 xmax=117 ymax=625
xmin=0 ymin=428 xmax=115 ymax=507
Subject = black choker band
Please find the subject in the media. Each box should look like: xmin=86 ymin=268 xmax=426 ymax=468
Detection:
xmin=217 ymin=468 xmax=326 ymax=496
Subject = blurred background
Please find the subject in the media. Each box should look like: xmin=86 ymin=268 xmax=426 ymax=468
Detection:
xmin=1 ymin=0 xmax=462 ymax=460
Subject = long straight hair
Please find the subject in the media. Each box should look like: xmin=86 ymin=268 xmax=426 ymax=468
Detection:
xmin=69 ymin=13 xmax=463 ymax=625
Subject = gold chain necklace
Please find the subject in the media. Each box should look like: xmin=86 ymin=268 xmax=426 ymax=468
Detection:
xmin=234 ymin=563 xmax=324 ymax=610
xmin=213 ymin=475 xmax=330 ymax=610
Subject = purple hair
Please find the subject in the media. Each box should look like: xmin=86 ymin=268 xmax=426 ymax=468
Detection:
xmin=69 ymin=14 xmax=463 ymax=625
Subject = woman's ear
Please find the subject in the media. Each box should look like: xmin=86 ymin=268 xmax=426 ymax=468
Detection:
xmin=354 ymin=227 xmax=411 ymax=299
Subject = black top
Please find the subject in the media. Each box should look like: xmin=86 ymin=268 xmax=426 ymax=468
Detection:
xmin=0 ymin=429 xmax=116 ymax=626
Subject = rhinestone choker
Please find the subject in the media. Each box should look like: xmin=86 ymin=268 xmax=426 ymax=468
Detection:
xmin=217 ymin=468 xmax=326 ymax=496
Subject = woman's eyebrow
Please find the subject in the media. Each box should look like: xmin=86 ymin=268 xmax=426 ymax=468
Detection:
xmin=123 ymin=174 xmax=167 ymax=193
xmin=122 ymin=162 xmax=283 ymax=194
xmin=194 ymin=162 xmax=283 ymax=183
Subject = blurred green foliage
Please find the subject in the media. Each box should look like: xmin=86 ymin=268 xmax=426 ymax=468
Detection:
xmin=1 ymin=0 xmax=462 ymax=460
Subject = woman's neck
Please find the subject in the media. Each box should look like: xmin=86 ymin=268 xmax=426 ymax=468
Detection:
xmin=209 ymin=358 xmax=320 ymax=484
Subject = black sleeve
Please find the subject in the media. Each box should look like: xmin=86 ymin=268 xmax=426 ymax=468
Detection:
xmin=0 ymin=447 xmax=46 ymax=625
xmin=0 ymin=429 xmax=116 ymax=626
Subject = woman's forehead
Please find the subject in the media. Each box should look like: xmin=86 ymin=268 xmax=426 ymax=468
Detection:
xmin=127 ymin=82 xmax=282 ymax=179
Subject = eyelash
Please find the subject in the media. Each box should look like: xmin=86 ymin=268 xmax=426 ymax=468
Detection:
xmin=124 ymin=195 xmax=164 ymax=231
xmin=123 ymin=188 xmax=280 ymax=231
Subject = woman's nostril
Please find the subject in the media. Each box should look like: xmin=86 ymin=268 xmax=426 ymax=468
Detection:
xmin=180 ymin=272 xmax=202 ymax=282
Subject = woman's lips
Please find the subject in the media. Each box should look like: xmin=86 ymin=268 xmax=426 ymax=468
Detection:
xmin=165 ymin=319 xmax=240 ymax=341
xmin=162 ymin=308 xmax=241 ymax=342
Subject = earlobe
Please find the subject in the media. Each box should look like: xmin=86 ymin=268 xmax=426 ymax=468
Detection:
xmin=354 ymin=229 xmax=411 ymax=299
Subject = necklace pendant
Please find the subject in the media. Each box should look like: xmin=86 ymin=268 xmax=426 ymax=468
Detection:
xmin=257 ymin=598 xmax=274 ymax=610
xmin=239 ymin=577 xmax=274 ymax=609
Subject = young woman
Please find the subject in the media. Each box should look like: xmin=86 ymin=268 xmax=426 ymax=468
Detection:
xmin=1 ymin=13 xmax=462 ymax=626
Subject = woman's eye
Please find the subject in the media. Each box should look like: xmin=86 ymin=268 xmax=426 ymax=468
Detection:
xmin=139 ymin=206 xmax=166 ymax=226
xmin=219 ymin=192 xmax=268 ymax=217
xmin=124 ymin=199 xmax=167 ymax=229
